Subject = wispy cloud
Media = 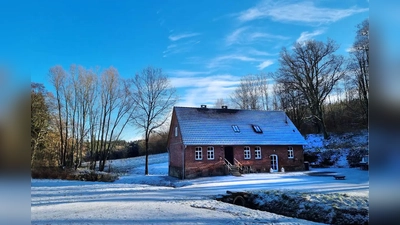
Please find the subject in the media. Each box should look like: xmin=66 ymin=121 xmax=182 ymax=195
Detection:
xmin=257 ymin=60 xmax=274 ymax=70
xmin=248 ymin=32 xmax=289 ymax=41
xmin=237 ymin=0 xmax=368 ymax=24
xmin=170 ymin=74 xmax=241 ymax=107
xmin=167 ymin=70 xmax=212 ymax=77
xmin=168 ymin=32 xmax=201 ymax=41
xmin=225 ymin=26 xmax=289 ymax=46
xmin=163 ymin=40 xmax=200 ymax=57
xmin=226 ymin=27 xmax=249 ymax=45
xmin=247 ymin=48 xmax=276 ymax=56
xmin=296 ymin=29 xmax=326 ymax=43
xmin=346 ymin=46 xmax=357 ymax=53
xmin=170 ymin=74 xmax=240 ymax=88
xmin=208 ymin=54 xmax=259 ymax=69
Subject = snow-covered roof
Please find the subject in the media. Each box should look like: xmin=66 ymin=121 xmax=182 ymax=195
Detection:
xmin=174 ymin=106 xmax=307 ymax=146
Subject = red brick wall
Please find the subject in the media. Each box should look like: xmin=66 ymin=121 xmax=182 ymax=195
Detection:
xmin=229 ymin=145 xmax=304 ymax=172
xmin=167 ymin=110 xmax=184 ymax=177
xmin=183 ymin=145 xmax=304 ymax=178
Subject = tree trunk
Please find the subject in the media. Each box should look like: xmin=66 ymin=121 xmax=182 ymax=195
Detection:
xmin=318 ymin=106 xmax=329 ymax=139
xmin=145 ymin=136 xmax=149 ymax=175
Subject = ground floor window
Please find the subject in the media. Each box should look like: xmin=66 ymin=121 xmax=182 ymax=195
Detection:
xmin=207 ymin=146 xmax=214 ymax=160
xmin=195 ymin=147 xmax=202 ymax=160
xmin=255 ymin=146 xmax=261 ymax=159
xmin=288 ymin=146 xmax=294 ymax=159
xmin=244 ymin=146 xmax=251 ymax=159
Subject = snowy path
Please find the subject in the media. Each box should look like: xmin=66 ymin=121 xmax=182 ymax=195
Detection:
xmin=31 ymin=160 xmax=368 ymax=224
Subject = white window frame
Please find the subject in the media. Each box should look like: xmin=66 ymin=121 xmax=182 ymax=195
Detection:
xmin=252 ymin=125 xmax=263 ymax=133
xmin=288 ymin=146 xmax=294 ymax=159
xmin=174 ymin=126 xmax=178 ymax=137
xmin=207 ymin=146 xmax=214 ymax=160
xmin=195 ymin=147 xmax=202 ymax=160
xmin=255 ymin=146 xmax=262 ymax=159
xmin=244 ymin=146 xmax=251 ymax=159
xmin=232 ymin=125 xmax=240 ymax=133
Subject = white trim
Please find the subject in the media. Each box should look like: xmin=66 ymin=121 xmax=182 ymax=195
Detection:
xmin=195 ymin=147 xmax=202 ymax=160
xmin=270 ymin=154 xmax=278 ymax=171
xmin=288 ymin=146 xmax=294 ymax=159
xmin=207 ymin=146 xmax=214 ymax=160
xmin=255 ymin=146 xmax=262 ymax=159
xmin=244 ymin=146 xmax=251 ymax=159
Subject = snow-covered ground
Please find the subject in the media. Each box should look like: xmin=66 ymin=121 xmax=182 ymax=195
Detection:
xmin=31 ymin=132 xmax=369 ymax=225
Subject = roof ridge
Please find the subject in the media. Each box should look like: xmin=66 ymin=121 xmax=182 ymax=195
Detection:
xmin=173 ymin=106 xmax=285 ymax=112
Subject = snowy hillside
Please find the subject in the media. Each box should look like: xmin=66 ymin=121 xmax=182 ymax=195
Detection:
xmin=303 ymin=130 xmax=368 ymax=168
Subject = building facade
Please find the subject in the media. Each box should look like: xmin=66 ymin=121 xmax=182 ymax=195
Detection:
xmin=167 ymin=105 xmax=307 ymax=179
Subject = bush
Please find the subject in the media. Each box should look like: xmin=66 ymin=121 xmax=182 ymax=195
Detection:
xmin=31 ymin=167 xmax=71 ymax=180
xmin=31 ymin=167 xmax=118 ymax=182
xmin=347 ymin=148 xmax=368 ymax=167
xmin=72 ymin=170 xmax=118 ymax=182
xmin=304 ymin=151 xmax=319 ymax=164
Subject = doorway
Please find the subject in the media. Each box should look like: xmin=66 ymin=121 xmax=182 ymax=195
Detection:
xmin=224 ymin=147 xmax=234 ymax=165
xmin=270 ymin=154 xmax=278 ymax=171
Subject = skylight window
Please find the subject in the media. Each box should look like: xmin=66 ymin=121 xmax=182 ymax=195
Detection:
xmin=252 ymin=125 xmax=263 ymax=133
xmin=232 ymin=125 xmax=240 ymax=133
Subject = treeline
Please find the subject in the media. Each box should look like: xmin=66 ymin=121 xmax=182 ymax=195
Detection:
xmin=106 ymin=131 xmax=169 ymax=160
xmin=223 ymin=19 xmax=368 ymax=136
xmin=31 ymin=66 xmax=177 ymax=174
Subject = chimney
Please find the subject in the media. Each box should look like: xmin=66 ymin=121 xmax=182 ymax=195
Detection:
xmin=221 ymin=105 xmax=228 ymax=109
xmin=201 ymin=105 xmax=207 ymax=108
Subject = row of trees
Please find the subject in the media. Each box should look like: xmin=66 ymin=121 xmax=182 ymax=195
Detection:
xmin=225 ymin=19 xmax=368 ymax=138
xmin=31 ymin=66 xmax=177 ymax=174
xmin=32 ymin=18 xmax=368 ymax=175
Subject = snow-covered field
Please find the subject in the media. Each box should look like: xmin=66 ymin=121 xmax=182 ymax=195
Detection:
xmin=31 ymin=132 xmax=369 ymax=225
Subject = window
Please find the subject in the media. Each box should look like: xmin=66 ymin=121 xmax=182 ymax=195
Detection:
xmin=207 ymin=146 xmax=214 ymax=160
xmin=195 ymin=147 xmax=202 ymax=160
xmin=174 ymin=126 xmax=178 ymax=137
xmin=244 ymin=146 xmax=251 ymax=159
xmin=252 ymin=125 xmax=263 ymax=133
xmin=288 ymin=146 xmax=294 ymax=159
xmin=232 ymin=125 xmax=240 ymax=133
xmin=255 ymin=146 xmax=262 ymax=159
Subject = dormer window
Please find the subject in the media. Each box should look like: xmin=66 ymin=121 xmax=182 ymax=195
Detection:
xmin=252 ymin=125 xmax=263 ymax=133
xmin=232 ymin=125 xmax=240 ymax=133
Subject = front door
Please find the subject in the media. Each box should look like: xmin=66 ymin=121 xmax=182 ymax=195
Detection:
xmin=224 ymin=147 xmax=234 ymax=165
xmin=270 ymin=154 xmax=278 ymax=171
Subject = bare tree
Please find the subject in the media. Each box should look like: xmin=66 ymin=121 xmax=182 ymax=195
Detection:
xmin=257 ymin=72 xmax=271 ymax=111
xmin=95 ymin=67 xmax=136 ymax=171
xmin=273 ymin=81 xmax=308 ymax=131
xmin=231 ymin=73 xmax=271 ymax=110
xmin=72 ymin=65 xmax=98 ymax=168
xmin=130 ymin=66 xmax=177 ymax=175
xmin=231 ymin=74 xmax=260 ymax=110
xmin=275 ymin=39 xmax=345 ymax=139
xmin=348 ymin=19 xmax=369 ymax=124
xmin=214 ymin=98 xmax=226 ymax=108
xmin=48 ymin=65 xmax=68 ymax=167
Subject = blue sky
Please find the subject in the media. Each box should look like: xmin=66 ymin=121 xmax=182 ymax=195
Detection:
xmin=1 ymin=0 xmax=368 ymax=140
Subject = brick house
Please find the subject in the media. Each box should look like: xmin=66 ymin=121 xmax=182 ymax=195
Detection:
xmin=167 ymin=105 xmax=307 ymax=179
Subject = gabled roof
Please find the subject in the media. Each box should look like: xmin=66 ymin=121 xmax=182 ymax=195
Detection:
xmin=174 ymin=106 xmax=307 ymax=146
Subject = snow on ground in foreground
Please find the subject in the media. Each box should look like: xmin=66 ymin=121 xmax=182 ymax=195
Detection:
xmin=32 ymin=150 xmax=368 ymax=225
